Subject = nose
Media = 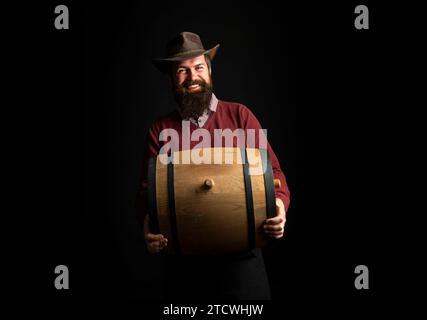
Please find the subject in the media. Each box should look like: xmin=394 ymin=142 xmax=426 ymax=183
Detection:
xmin=186 ymin=69 xmax=198 ymax=82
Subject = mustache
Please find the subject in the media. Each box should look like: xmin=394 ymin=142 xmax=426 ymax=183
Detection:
xmin=174 ymin=78 xmax=212 ymax=98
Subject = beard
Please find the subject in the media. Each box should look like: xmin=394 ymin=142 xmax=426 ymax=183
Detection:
xmin=173 ymin=77 xmax=213 ymax=120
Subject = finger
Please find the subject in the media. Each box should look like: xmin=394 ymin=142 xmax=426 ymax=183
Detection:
xmin=160 ymin=239 xmax=168 ymax=248
xmin=269 ymin=233 xmax=284 ymax=239
xmin=265 ymin=227 xmax=284 ymax=234
xmin=275 ymin=199 xmax=285 ymax=210
xmin=155 ymin=241 xmax=163 ymax=252
xmin=275 ymin=198 xmax=284 ymax=207
xmin=145 ymin=234 xmax=161 ymax=242
xmin=265 ymin=217 xmax=284 ymax=225
xmin=148 ymin=242 xmax=160 ymax=253
xmin=159 ymin=240 xmax=168 ymax=251
xmin=265 ymin=230 xmax=284 ymax=236
xmin=264 ymin=224 xmax=283 ymax=232
xmin=146 ymin=233 xmax=164 ymax=241
xmin=264 ymin=226 xmax=283 ymax=233
xmin=145 ymin=233 xmax=164 ymax=242
xmin=264 ymin=227 xmax=284 ymax=234
xmin=275 ymin=199 xmax=286 ymax=219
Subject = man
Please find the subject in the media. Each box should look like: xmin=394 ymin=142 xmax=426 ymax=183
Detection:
xmin=137 ymin=32 xmax=290 ymax=300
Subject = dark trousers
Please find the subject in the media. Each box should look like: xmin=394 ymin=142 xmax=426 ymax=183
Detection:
xmin=164 ymin=248 xmax=271 ymax=301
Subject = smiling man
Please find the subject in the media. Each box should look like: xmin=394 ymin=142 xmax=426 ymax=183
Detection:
xmin=137 ymin=32 xmax=290 ymax=300
xmin=172 ymin=54 xmax=213 ymax=120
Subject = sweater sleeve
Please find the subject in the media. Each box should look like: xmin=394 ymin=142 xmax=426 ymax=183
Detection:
xmin=240 ymin=105 xmax=291 ymax=212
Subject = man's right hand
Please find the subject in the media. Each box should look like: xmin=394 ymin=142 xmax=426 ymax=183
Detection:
xmin=144 ymin=214 xmax=168 ymax=254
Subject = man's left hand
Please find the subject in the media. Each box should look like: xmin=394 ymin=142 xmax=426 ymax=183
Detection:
xmin=264 ymin=198 xmax=286 ymax=239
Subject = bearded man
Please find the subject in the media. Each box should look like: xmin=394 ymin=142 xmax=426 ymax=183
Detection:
xmin=137 ymin=32 xmax=290 ymax=300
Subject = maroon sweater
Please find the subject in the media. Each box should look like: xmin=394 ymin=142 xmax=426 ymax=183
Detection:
xmin=136 ymin=98 xmax=291 ymax=224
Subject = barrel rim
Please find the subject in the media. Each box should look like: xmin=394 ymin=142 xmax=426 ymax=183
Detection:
xmin=241 ymin=148 xmax=256 ymax=250
xmin=147 ymin=156 xmax=160 ymax=234
xmin=261 ymin=149 xmax=277 ymax=220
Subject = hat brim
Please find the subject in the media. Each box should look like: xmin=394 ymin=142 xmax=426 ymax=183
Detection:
xmin=152 ymin=44 xmax=220 ymax=74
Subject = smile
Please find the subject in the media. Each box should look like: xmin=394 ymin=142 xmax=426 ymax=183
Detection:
xmin=187 ymin=84 xmax=200 ymax=90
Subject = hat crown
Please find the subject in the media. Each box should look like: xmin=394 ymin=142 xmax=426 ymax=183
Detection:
xmin=152 ymin=32 xmax=219 ymax=73
xmin=166 ymin=32 xmax=205 ymax=57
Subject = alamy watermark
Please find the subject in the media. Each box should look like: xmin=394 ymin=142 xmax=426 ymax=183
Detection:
xmin=54 ymin=265 xmax=69 ymax=289
xmin=157 ymin=121 xmax=268 ymax=172
xmin=354 ymin=5 xmax=369 ymax=30
xmin=54 ymin=5 xmax=69 ymax=30
xmin=354 ymin=264 xmax=369 ymax=289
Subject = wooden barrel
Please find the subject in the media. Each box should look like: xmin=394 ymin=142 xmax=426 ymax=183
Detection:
xmin=147 ymin=147 xmax=279 ymax=255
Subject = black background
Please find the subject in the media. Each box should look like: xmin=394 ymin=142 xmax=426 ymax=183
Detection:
xmin=7 ymin=0 xmax=416 ymax=314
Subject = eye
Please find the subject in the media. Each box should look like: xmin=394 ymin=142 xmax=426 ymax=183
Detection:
xmin=196 ymin=65 xmax=204 ymax=71
xmin=177 ymin=68 xmax=187 ymax=74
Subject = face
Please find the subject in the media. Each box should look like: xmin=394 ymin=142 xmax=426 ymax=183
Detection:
xmin=171 ymin=55 xmax=213 ymax=120
xmin=172 ymin=55 xmax=211 ymax=92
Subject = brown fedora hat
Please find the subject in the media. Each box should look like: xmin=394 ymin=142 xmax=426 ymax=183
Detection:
xmin=152 ymin=32 xmax=220 ymax=73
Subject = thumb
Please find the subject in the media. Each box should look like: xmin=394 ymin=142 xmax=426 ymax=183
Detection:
xmin=145 ymin=233 xmax=164 ymax=242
